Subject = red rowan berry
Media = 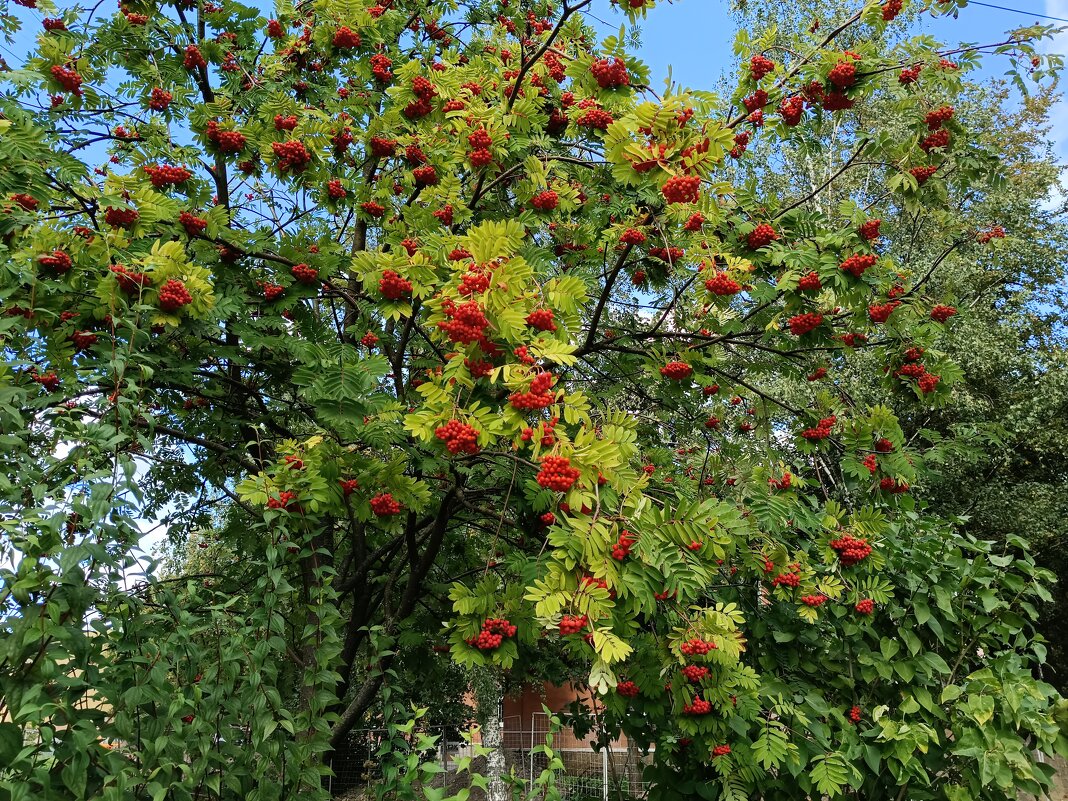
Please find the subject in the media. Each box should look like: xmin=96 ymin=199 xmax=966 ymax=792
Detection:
xmin=435 ymin=420 xmax=480 ymax=455
xmin=661 ymin=175 xmax=701 ymax=204
xmin=183 ymin=44 xmax=206 ymax=71
xmin=830 ymin=535 xmax=872 ymax=566
xmin=379 ymin=270 xmax=413 ymax=300
xmin=559 ymin=614 xmax=588 ymax=635
xmin=526 ymin=308 xmax=557 ymax=332
xmin=178 ymin=211 xmax=208 ymax=236
xmin=788 ymin=312 xmax=823 ymax=336
xmin=158 ymin=279 xmax=193 ymax=312
xmin=291 ymin=263 xmax=318 ymax=284
xmin=660 ymin=361 xmax=693 ymax=380
xmin=531 ymin=190 xmax=559 ymax=211
xmin=828 ymin=60 xmax=857 ymax=89
xmin=332 ymin=26 xmax=361 ymax=49
xmin=930 ymin=304 xmax=957 ymax=322
xmin=370 ymin=492 xmax=403 ymax=516
xmin=750 ymin=54 xmax=775 ymax=80
xmin=537 ymin=455 xmax=580 ymax=492
xmin=616 ymin=680 xmax=640 ymax=698
xmin=705 ymin=272 xmax=742 ymax=296
xmin=840 ymin=253 xmax=877 ymax=277
xmin=591 ymin=57 xmax=629 ymax=89
xmin=855 ymin=598 xmax=874 ymax=615
xmin=746 ymin=223 xmax=778 ymax=250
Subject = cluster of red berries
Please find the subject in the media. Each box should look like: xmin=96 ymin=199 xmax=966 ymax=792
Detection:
xmin=616 ymin=680 xmax=640 ymax=698
xmin=361 ymin=201 xmax=385 ymax=218
xmin=858 ymin=219 xmax=882 ymax=241
xmin=910 ymin=165 xmax=938 ymax=184
xmin=438 ymin=300 xmax=489 ymax=344
xmin=779 ymin=95 xmax=804 ymax=126
xmin=977 ymin=226 xmax=1006 ymax=244
xmin=620 ymin=228 xmax=646 ymax=246
xmin=274 ymin=115 xmax=298 ymax=131
xmin=576 ymin=107 xmax=613 ymax=130
xmin=145 ymin=164 xmax=192 ymax=188
xmin=70 ymin=330 xmax=98 ymax=351
xmin=43 ymin=18 xmax=66 ymax=31
xmin=435 ymin=420 xmax=480 ymax=455
xmin=31 ymin=370 xmax=61 ymax=391
xmin=267 ymin=490 xmax=300 ymax=511
xmin=272 ymin=140 xmax=312 ymax=173
xmin=899 ymin=64 xmax=922 ymax=84
xmin=742 ymin=90 xmax=768 ymax=114
xmin=559 ymin=614 xmax=588 ymax=635
xmin=920 ymin=128 xmax=951 ymax=153
xmin=111 ymin=264 xmax=150 ymax=293
xmin=413 ymin=165 xmax=438 ymax=186
xmin=881 ymin=0 xmax=902 ymax=20
xmin=158 ymin=279 xmax=193 ymax=312
xmin=370 ymin=492 xmax=403 ymax=516
xmin=848 ymin=705 xmax=862 ymax=723
xmin=862 ymin=454 xmax=878 ymax=474
xmin=291 ymin=263 xmax=318 ymax=284
xmin=830 ymin=535 xmax=872 ymax=566
xmin=682 ymin=697 xmax=712 ymax=716
xmin=855 ymin=598 xmax=874 ymax=615
xmin=801 ymin=594 xmax=828 ymax=607
xmin=260 ymin=281 xmax=284 ymax=301
xmin=332 ymin=26 xmax=361 ymax=49
xmin=378 ymin=269 xmax=413 ymax=300
xmin=711 ymin=744 xmax=731 ymax=757
xmin=788 ymin=312 xmax=823 ymax=336
xmin=149 ymin=87 xmax=173 ymax=111
xmin=930 ymin=304 xmax=957 ymax=322
xmin=11 ymin=193 xmax=38 ymax=211
xmin=649 ymin=246 xmax=683 ymax=263
xmin=680 ymin=638 xmax=716 ymax=656
xmin=537 ymin=455 xmax=580 ymax=492
xmin=591 ymin=57 xmax=629 ymax=89
xmin=205 ymin=120 xmax=246 ymax=153
xmin=925 ymin=105 xmax=954 ymax=129
xmin=326 ymin=179 xmax=347 ymax=200
xmin=183 ymin=44 xmax=206 ymax=71
xmin=798 ymin=271 xmax=821 ymax=291
xmin=768 ymin=472 xmax=793 ymax=490
xmin=50 ymin=64 xmax=84 ymax=95
xmin=510 ymin=372 xmax=555 ymax=410
xmin=39 ymin=250 xmax=73 ymax=273
xmin=868 ymin=301 xmax=900 ymax=323
xmin=530 ymin=190 xmax=559 ymax=211
xmin=750 ymin=54 xmax=775 ymax=80
xmin=771 ymin=566 xmax=801 ymax=588
xmin=369 ymin=53 xmax=393 ymax=82
xmin=801 ymin=414 xmax=837 ymax=441
xmin=468 ymin=617 xmax=517 ymax=650
xmin=458 ymin=268 xmax=490 ymax=297
xmin=840 ymin=253 xmax=877 ymax=278
xmin=880 ymin=477 xmax=910 ymax=494
xmin=746 ymin=223 xmax=779 ymax=250
xmin=828 ymin=60 xmax=857 ymax=89
xmin=661 ymin=175 xmax=701 ymax=204
xmin=681 ymin=665 xmax=709 ymax=683
xmin=104 ymin=206 xmax=139 ymax=228
xmin=526 ymin=308 xmax=557 ymax=332
xmin=179 ymin=211 xmax=208 ymax=236
xmin=404 ymin=75 xmax=437 ymax=119
xmin=660 ymin=361 xmax=693 ymax=380
xmin=611 ymin=530 xmax=637 ymax=560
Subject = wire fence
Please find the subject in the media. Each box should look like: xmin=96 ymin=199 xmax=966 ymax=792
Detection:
xmin=327 ymin=715 xmax=652 ymax=801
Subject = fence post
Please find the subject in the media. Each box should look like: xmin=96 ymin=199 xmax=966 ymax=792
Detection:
xmin=602 ymin=747 xmax=609 ymax=801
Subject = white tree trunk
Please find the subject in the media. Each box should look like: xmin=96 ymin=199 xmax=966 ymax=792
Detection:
xmin=480 ymin=688 xmax=507 ymax=801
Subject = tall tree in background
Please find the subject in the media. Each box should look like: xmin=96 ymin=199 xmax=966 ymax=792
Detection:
xmin=0 ymin=0 xmax=1065 ymax=799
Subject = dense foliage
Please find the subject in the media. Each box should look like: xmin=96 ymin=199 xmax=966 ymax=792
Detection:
xmin=1 ymin=0 xmax=1066 ymax=799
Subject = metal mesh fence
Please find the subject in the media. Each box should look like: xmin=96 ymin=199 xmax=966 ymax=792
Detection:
xmin=327 ymin=715 xmax=651 ymax=801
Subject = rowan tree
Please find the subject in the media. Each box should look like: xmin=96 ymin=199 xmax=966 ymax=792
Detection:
xmin=0 ymin=0 xmax=1066 ymax=799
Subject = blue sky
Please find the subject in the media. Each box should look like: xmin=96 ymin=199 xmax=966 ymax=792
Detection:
xmin=584 ymin=0 xmax=1068 ymax=165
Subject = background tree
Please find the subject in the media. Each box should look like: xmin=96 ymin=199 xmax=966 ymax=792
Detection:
xmin=0 ymin=0 xmax=1065 ymax=800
